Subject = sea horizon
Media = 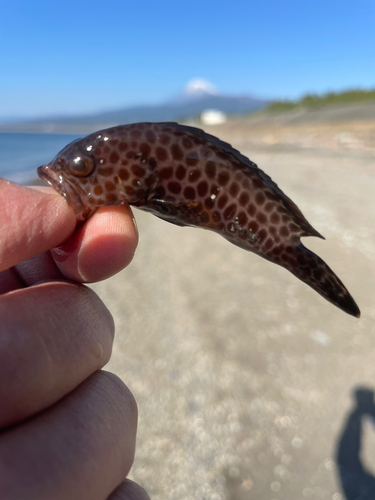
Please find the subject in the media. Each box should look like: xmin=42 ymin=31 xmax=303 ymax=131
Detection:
xmin=0 ymin=132 xmax=81 ymax=185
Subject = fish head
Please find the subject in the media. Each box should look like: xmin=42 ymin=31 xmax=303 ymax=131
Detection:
xmin=37 ymin=134 xmax=125 ymax=222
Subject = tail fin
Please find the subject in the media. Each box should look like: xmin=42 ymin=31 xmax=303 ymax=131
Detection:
xmin=284 ymin=242 xmax=360 ymax=317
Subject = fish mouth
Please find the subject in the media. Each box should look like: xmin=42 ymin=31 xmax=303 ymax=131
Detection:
xmin=37 ymin=164 xmax=93 ymax=221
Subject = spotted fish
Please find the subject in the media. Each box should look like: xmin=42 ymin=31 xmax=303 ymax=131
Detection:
xmin=38 ymin=122 xmax=360 ymax=317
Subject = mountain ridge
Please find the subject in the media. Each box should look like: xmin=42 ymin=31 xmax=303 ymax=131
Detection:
xmin=0 ymin=80 xmax=269 ymax=133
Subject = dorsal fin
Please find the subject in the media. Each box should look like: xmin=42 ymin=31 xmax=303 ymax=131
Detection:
xmin=159 ymin=122 xmax=258 ymax=169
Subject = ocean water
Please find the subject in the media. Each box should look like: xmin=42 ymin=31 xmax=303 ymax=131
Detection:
xmin=0 ymin=133 xmax=81 ymax=184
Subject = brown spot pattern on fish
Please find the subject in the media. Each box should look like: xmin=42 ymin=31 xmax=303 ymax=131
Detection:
xmin=38 ymin=122 xmax=360 ymax=318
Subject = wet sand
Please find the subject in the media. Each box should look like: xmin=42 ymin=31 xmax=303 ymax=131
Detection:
xmin=89 ymin=114 xmax=375 ymax=500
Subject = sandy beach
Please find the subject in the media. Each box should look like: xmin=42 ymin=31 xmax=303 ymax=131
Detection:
xmin=88 ymin=111 xmax=375 ymax=500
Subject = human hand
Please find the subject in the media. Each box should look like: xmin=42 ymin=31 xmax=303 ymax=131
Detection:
xmin=0 ymin=179 xmax=149 ymax=500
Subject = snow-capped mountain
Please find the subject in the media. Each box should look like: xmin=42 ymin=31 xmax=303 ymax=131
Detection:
xmin=61 ymin=79 xmax=269 ymax=125
xmin=181 ymin=79 xmax=219 ymax=100
xmin=168 ymin=79 xmax=221 ymax=105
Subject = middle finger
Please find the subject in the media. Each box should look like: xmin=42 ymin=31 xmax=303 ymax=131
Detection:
xmin=0 ymin=281 xmax=114 ymax=428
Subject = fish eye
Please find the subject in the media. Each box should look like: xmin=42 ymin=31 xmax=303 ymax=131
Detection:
xmin=69 ymin=155 xmax=95 ymax=177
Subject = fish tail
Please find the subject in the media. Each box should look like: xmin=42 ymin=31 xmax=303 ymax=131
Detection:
xmin=284 ymin=242 xmax=360 ymax=317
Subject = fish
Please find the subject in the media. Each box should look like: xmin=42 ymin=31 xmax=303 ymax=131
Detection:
xmin=38 ymin=122 xmax=360 ymax=317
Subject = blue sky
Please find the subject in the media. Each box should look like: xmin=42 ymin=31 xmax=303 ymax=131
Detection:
xmin=0 ymin=0 xmax=374 ymax=119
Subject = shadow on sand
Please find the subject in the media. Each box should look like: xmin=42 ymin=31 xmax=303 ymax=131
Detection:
xmin=336 ymin=387 xmax=375 ymax=500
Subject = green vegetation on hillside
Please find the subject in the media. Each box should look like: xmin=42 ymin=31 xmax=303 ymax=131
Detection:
xmin=266 ymin=88 xmax=375 ymax=113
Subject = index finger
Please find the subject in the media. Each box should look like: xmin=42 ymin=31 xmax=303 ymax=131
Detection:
xmin=0 ymin=179 xmax=76 ymax=273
